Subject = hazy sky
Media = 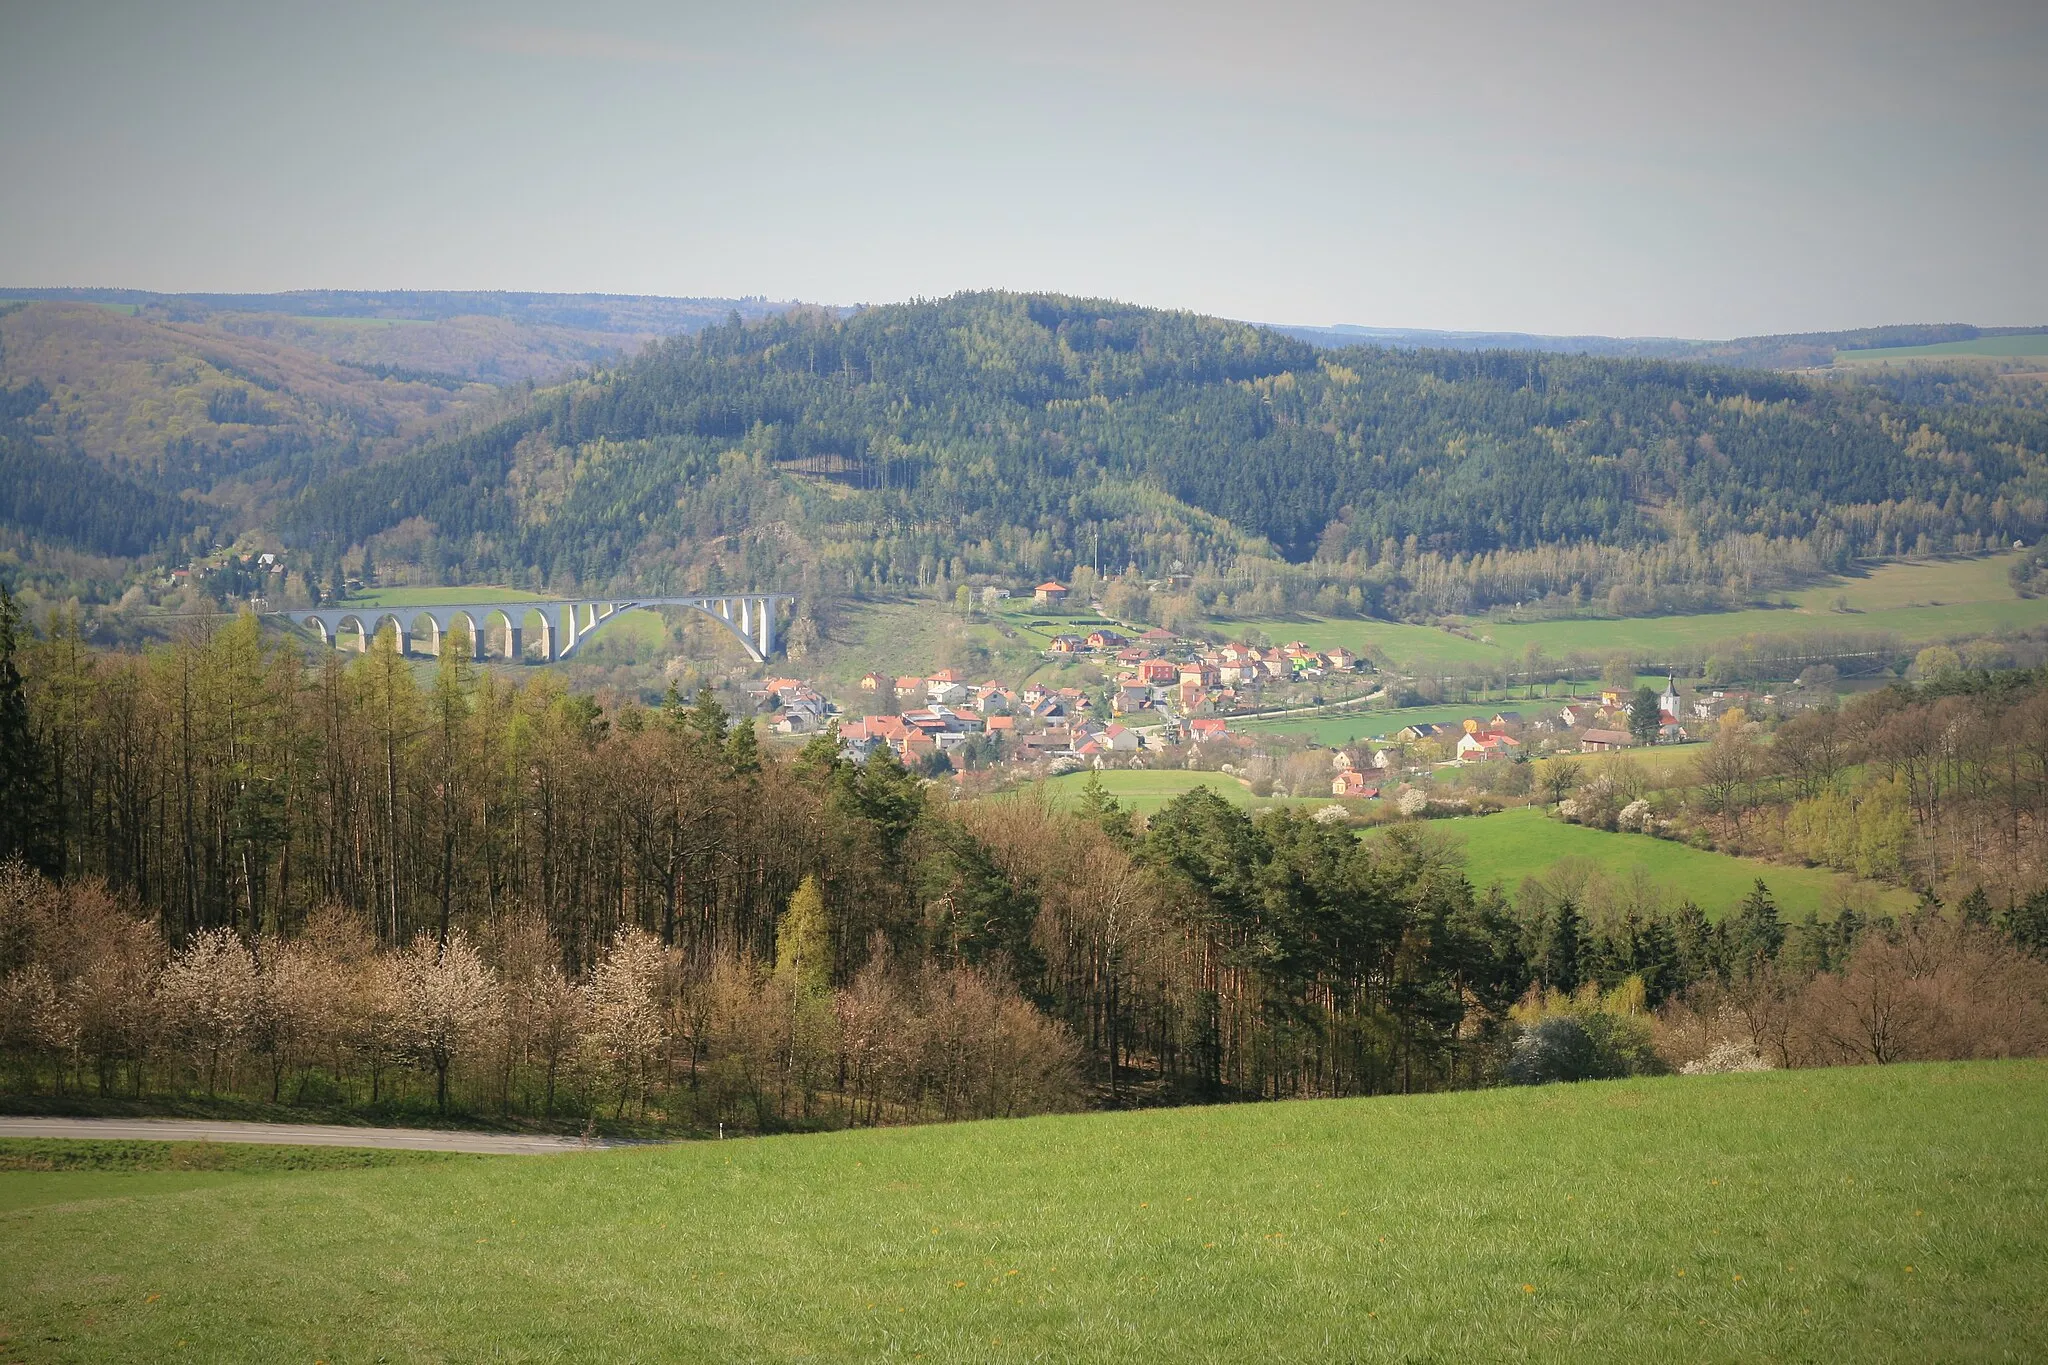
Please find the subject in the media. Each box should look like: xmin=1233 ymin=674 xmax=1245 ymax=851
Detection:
xmin=3 ymin=0 xmax=2045 ymax=337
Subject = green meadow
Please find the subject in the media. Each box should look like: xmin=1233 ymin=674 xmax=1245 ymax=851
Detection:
xmin=341 ymin=586 xmax=546 ymax=608
xmin=0 ymin=1142 xmax=473 ymax=1216
xmin=1218 ymin=554 xmax=2048 ymax=675
xmin=3 ymin=1062 xmax=2042 ymax=1362
xmin=1018 ymin=770 xmax=1306 ymax=816
xmin=1445 ymin=807 xmax=1915 ymax=920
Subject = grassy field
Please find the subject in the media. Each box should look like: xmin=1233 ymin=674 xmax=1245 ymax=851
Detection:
xmin=0 ymin=1141 xmax=473 ymax=1215
xmin=1835 ymin=333 xmax=2048 ymax=362
xmin=3 ymin=1062 xmax=2043 ymax=1361
xmin=343 ymin=586 xmax=546 ymax=608
xmin=1446 ymin=807 xmax=1914 ymax=919
xmin=1016 ymin=769 xmax=1320 ymax=816
xmin=1218 ymin=554 xmax=2048 ymax=675
xmin=1232 ymin=676 xmax=1673 ymax=747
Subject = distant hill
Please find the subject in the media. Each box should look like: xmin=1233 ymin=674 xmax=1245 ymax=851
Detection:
xmin=6 ymin=290 xmax=2047 ymax=613
xmin=286 ymin=292 xmax=2048 ymax=606
xmin=0 ymin=289 xmax=817 ymax=578
xmin=0 ymin=287 xmax=816 ymax=382
xmin=1274 ymin=320 xmax=2048 ymax=370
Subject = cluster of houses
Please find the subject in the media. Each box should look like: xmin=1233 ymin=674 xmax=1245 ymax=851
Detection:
xmin=748 ymin=678 xmax=839 ymax=735
xmin=164 ymin=549 xmax=287 ymax=592
xmin=1047 ymin=628 xmax=1368 ymax=719
xmin=1378 ymin=679 xmax=1699 ymax=765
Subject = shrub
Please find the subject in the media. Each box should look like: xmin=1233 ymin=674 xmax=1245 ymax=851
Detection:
xmin=1504 ymin=1016 xmax=1601 ymax=1084
xmin=1504 ymin=977 xmax=1663 ymax=1085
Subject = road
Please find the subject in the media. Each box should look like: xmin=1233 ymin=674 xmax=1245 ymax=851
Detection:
xmin=0 ymin=1117 xmax=618 ymax=1155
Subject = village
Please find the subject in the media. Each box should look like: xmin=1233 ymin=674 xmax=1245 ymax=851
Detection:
xmin=739 ymin=580 xmax=1799 ymax=800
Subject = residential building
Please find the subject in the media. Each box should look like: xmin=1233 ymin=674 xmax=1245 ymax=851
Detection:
xmin=1332 ymin=771 xmax=1380 ymax=799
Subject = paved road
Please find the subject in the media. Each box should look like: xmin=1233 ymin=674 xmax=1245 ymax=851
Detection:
xmin=0 ymin=1117 xmax=615 ymax=1155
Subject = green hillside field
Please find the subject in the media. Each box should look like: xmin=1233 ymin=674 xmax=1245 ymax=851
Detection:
xmin=1018 ymin=769 xmax=1312 ymax=816
xmin=4 ymin=1062 xmax=2042 ymax=1362
xmin=1446 ymin=807 xmax=1915 ymax=920
xmin=1219 ymin=553 xmax=2048 ymax=675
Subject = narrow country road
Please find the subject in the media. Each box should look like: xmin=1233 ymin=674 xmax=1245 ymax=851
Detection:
xmin=0 ymin=1117 xmax=619 ymax=1155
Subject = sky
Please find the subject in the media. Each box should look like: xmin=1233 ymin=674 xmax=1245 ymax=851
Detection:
xmin=2 ymin=0 xmax=2045 ymax=338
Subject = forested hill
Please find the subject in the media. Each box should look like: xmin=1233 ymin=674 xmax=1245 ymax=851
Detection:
xmin=289 ymin=292 xmax=2048 ymax=599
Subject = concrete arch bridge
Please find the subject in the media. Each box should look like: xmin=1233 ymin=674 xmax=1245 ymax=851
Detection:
xmin=285 ymin=594 xmax=795 ymax=664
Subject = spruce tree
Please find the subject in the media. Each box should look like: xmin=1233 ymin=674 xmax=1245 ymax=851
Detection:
xmin=1541 ymin=896 xmax=1583 ymax=992
xmin=1629 ymin=685 xmax=1662 ymax=746
xmin=724 ymin=715 xmax=761 ymax=776
xmin=689 ymin=684 xmax=729 ymax=745
xmin=1729 ymin=880 xmax=1785 ymax=969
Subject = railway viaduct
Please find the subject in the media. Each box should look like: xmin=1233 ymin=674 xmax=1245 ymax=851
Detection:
xmin=284 ymin=594 xmax=795 ymax=663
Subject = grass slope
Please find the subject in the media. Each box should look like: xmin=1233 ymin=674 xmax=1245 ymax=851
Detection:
xmin=1448 ymin=807 xmax=1914 ymax=919
xmin=0 ymin=1141 xmax=473 ymax=1215
xmin=1020 ymin=770 xmax=1305 ymax=816
xmin=1220 ymin=554 xmax=2048 ymax=675
xmin=2 ymin=1063 xmax=2042 ymax=1361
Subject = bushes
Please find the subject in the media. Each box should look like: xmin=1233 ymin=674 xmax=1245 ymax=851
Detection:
xmin=1502 ymin=978 xmax=1663 ymax=1085
xmin=1657 ymin=915 xmax=2048 ymax=1071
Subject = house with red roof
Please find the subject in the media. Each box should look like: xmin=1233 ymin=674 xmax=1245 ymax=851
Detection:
xmin=1332 ymin=771 xmax=1380 ymax=798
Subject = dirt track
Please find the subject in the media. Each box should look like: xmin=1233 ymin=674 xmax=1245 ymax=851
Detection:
xmin=0 ymin=1116 xmax=617 ymax=1155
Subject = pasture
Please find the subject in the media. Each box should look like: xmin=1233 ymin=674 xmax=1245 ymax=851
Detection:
xmin=1217 ymin=553 xmax=2047 ymax=675
xmin=1013 ymin=769 xmax=1304 ymax=816
xmin=3 ymin=1062 xmax=2042 ymax=1361
xmin=1443 ymin=806 xmax=1915 ymax=920
xmin=1232 ymin=678 xmax=1671 ymax=746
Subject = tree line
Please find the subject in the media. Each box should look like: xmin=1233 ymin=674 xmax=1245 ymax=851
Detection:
xmin=2 ymin=601 xmax=2045 ymax=1131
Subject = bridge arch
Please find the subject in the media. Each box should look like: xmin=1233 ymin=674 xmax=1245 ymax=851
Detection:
xmin=334 ymin=615 xmax=370 ymax=652
xmin=369 ymin=613 xmax=409 ymax=654
xmin=444 ymin=610 xmax=482 ymax=660
xmin=408 ymin=611 xmax=444 ymax=657
xmin=480 ymin=608 xmax=521 ymax=661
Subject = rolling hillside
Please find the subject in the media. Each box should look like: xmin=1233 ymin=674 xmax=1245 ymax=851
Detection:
xmin=287 ymin=292 xmax=2048 ymax=603
xmin=4 ymin=1062 xmax=2042 ymax=1361
xmin=0 ymin=289 xmax=812 ymax=575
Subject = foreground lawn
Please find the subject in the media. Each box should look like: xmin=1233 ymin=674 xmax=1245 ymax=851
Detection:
xmin=3 ymin=1062 xmax=2043 ymax=1362
xmin=1449 ymin=806 xmax=1915 ymax=919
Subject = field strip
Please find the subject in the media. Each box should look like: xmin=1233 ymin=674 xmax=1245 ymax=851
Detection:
xmin=0 ymin=1117 xmax=616 ymax=1154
